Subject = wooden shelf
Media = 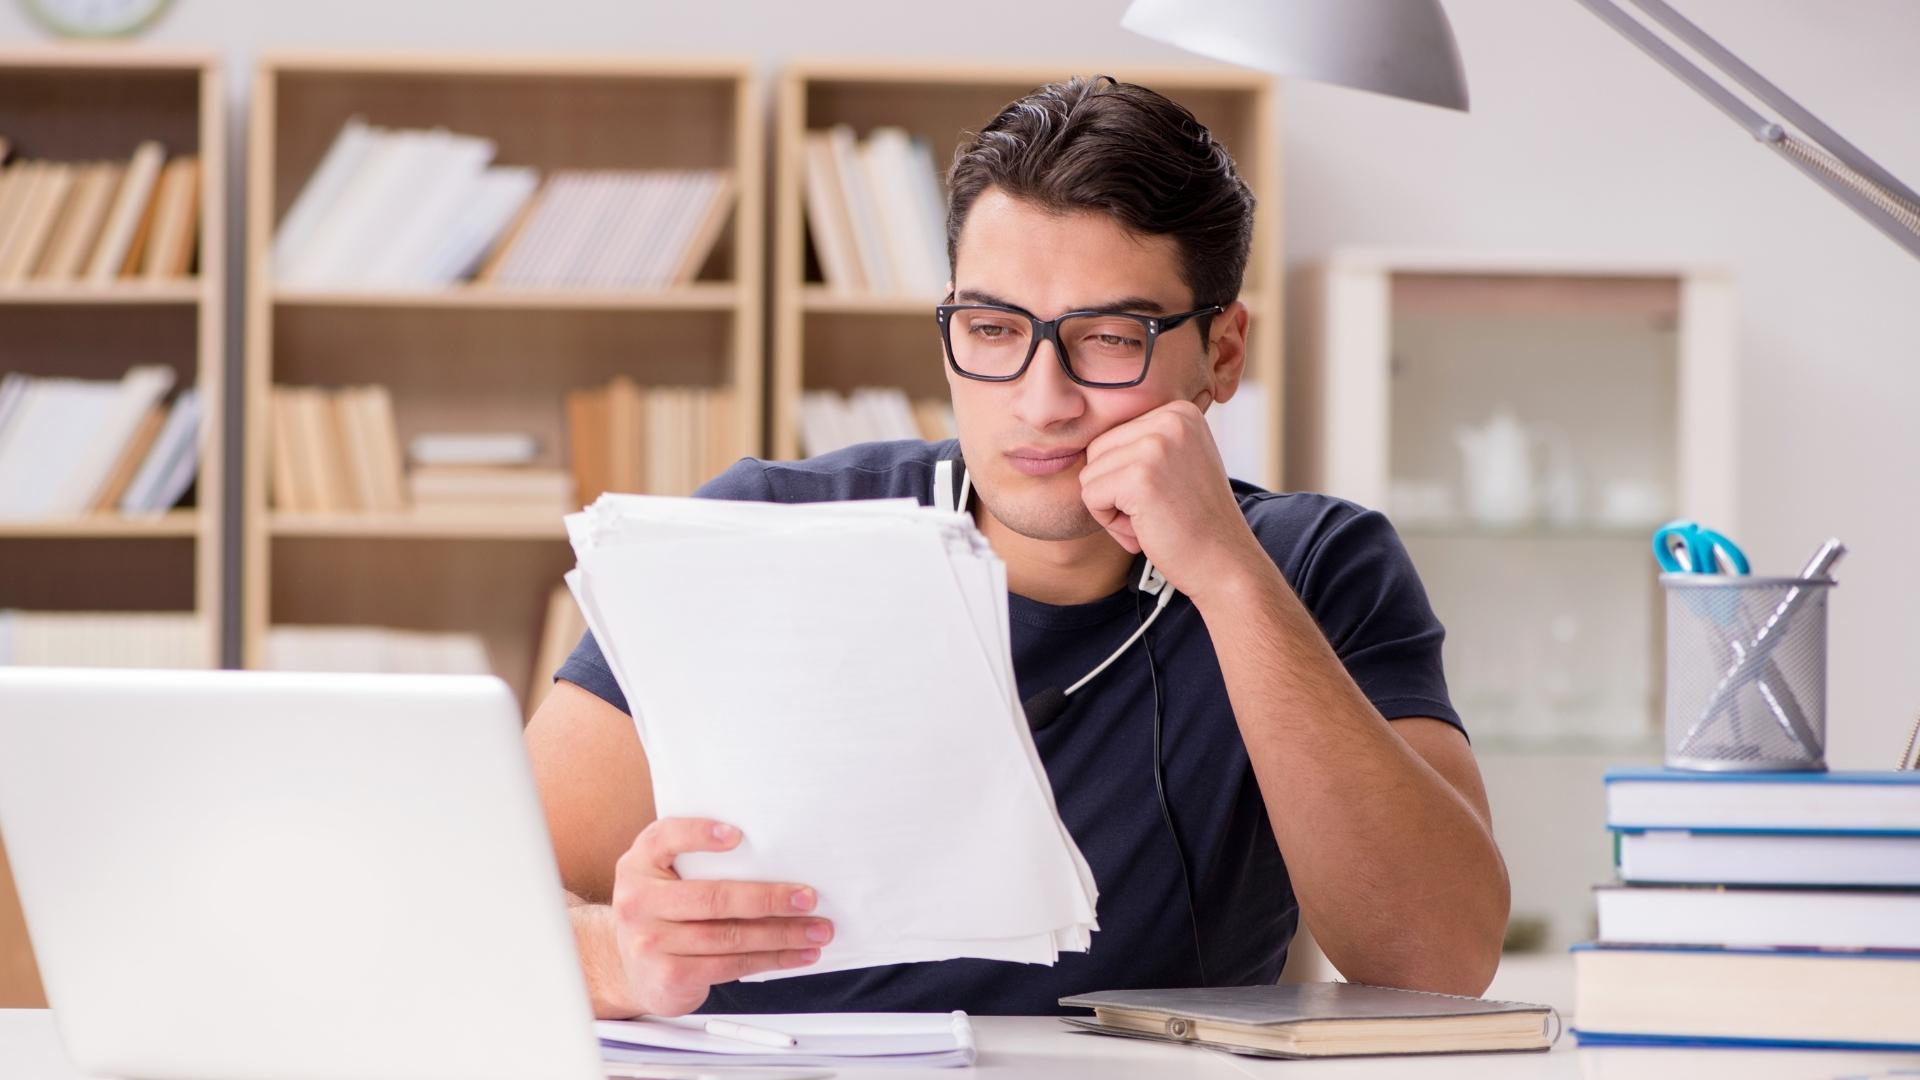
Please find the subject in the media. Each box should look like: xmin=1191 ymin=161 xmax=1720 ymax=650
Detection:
xmin=0 ymin=50 xmax=225 ymax=661
xmin=772 ymin=61 xmax=1284 ymax=480
xmin=0 ymin=511 xmax=200 ymax=539
xmin=0 ymin=281 xmax=204 ymax=306
xmin=244 ymin=52 xmax=765 ymax=700
xmin=273 ymin=283 xmax=741 ymax=312
xmin=269 ymin=511 xmax=567 ymax=541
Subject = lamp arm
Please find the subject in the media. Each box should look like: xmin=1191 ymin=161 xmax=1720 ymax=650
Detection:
xmin=1571 ymin=0 xmax=1920 ymax=260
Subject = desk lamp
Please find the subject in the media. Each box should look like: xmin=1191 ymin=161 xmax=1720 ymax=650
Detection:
xmin=1120 ymin=0 xmax=1920 ymax=259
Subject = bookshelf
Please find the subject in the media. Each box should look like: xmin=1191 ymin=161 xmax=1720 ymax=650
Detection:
xmin=242 ymin=52 xmax=763 ymax=707
xmin=772 ymin=61 xmax=1284 ymax=484
xmin=0 ymin=47 xmax=224 ymax=660
xmin=0 ymin=45 xmax=225 ymax=1012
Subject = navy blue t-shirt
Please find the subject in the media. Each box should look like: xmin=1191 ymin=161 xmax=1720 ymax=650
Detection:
xmin=555 ymin=439 xmax=1461 ymax=1015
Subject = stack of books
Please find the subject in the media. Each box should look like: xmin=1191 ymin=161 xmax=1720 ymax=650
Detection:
xmin=0 ymin=368 xmax=202 ymax=519
xmin=272 ymin=118 xmax=733 ymax=290
xmin=406 ymin=430 xmax=571 ymax=519
xmin=0 ymin=140 xmax=200 ymax=285
xmin=798 ymin=387 xmax=954 ymax=456
xmin=1573 ymin=767 xmax=1920 ymax=1051
xmin=565 ymin=376 xmax=738 ymax=503
xmin=0 ymin=610 xmax=204 ymax=668
xmin=268 ymin=384 xmax=407 ymax=514
xmin=802 ymin=124 xmax=947 ymax=297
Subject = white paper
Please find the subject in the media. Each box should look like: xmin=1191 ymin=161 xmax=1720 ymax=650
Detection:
xmin=566 ymin=495 xmax=1097 ymax=979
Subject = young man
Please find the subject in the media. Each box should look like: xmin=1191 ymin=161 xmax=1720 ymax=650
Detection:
xmin=527 ymin=76 xmax=1508 ymax=1019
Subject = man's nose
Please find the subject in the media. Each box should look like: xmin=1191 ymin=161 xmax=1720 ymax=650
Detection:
xmin=1008 ymin=337 xmax=1087 ymax=432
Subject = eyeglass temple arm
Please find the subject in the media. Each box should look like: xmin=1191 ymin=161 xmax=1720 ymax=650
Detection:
xmin=1570 ymin=0 xmax=1920 ymax=260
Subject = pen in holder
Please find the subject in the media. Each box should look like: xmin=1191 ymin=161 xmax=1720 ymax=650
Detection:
xmin=1661 ymin=539 xmax=1843 ymax=772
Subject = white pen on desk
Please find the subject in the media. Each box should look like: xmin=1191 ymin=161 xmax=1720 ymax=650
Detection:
xmin=704 ymin=1018 xmax=797 ymax=1048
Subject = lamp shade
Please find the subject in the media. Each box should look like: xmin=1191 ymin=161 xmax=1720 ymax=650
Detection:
xmin=1121 ymin=0 xmax=1471 ymax=112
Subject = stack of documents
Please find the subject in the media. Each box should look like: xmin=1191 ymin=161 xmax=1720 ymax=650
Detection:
xmin=565 ymin=494 xmax=1097 ymax=978
xmin=598 ymin=1012 xmax=976 ymax=1068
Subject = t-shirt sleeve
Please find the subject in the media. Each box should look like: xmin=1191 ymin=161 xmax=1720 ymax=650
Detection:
xmin=1290 ymin=506 xmax=1465 ymax=737
xmin=552 ymin=458 xmax=776 ymax=716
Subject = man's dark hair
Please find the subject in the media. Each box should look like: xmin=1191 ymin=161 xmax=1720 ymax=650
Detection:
xmin=945 ymin=75 xmax=1256 ymax=328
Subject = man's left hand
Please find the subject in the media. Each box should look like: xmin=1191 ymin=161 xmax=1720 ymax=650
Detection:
xmin=1078 ymin=395 xmax=1269 ymax=606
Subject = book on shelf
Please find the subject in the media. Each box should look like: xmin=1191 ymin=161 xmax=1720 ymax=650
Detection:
xmin=37 ymin=161 xmax=123 ymax=282
xmin=408 ymin=432 xmax=540 ymax=468
xmin=565 ymin=376 xmax=738 ymax=504
xmin=1574 ymin=766 xmax=1920 ymax=1051
xmin=87 ymin=141 xmax=170 ymax=283
xmin=527 ymin=583 xmax=587 ymax=714
xmin=0 ymin=142 xmax=199 ymax=285
xmin=803 ymin=124 xmax=947 ymax=297
xmin=798 ymin=387 xmax=954 ymax=457
xmin=272 ymin=118 xmax=732 ymax=291
xmin=0 ymin=368 xmax=200 ymax=520
xmin=139 ymin=156 xmax=201 ymax=280
xmin=801 ymin=132 xmax=865 ymax=293
xmin=0 ymin=610 xmax=204 ymax=668
xmin=481 ymin=168 xmax=734 ymax=289
xmin=274 ymin=119 xmax=541 ymax=289
xmin=0 ymin=159 xmax=75 ymax=283
xmin=0 ymin=142 xmax=198 ymax=286
xmin=90 ymin=403 xmax=167 ymax=512
xmin=268 ymin=384 xmax=407 ymax=514
xmin=264 ymin=624 xmax=491 ymax=677
xmin=115 ymin=388 xmax=203 ymax=517
xmin=408 ymin=466 xmax=573 ymax=514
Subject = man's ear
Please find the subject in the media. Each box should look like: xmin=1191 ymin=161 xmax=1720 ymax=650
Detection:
xmin=1205 ymin=301 xmax=1251 ymax=405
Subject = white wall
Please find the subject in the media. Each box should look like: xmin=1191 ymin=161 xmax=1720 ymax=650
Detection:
xmin=5 ymin=0 xmax=1915 ymax=767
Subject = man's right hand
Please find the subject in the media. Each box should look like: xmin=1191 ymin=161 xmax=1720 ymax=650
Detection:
xmin=599 ymin=817 xmax=831 ymax=1017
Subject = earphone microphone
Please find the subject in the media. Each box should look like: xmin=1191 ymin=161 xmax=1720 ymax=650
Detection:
xmin=932 ymin=457 xmax=1178 ymax=731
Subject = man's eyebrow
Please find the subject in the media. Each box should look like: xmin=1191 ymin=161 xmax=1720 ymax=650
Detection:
xmin=953 ymin=289 xmax=1172 ymax=316
xmin=953 ymin=289 xmax=1031 ymax=315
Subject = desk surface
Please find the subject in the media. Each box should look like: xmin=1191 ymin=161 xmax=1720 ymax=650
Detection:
xmin=9 ymin=1009 xmax=1920 ymax=1080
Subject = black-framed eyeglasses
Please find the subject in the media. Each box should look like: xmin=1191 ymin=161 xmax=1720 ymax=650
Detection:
xmin=935 ymin=296 xmax=1224 ymax=389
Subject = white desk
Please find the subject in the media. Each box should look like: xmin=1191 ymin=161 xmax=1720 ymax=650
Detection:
xmin=8 ymin=1009 xmax=1920 ymax=1080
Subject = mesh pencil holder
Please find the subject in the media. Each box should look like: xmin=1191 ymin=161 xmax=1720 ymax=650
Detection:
xmin=1662 ymin=574 xmax=1834 ymax=772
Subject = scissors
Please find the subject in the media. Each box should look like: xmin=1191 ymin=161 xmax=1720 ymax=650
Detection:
xmin=1652 ymin=519 xmax=1820 ymax=761
xmin=1653 ymin=519 xmax=1751 ymax=576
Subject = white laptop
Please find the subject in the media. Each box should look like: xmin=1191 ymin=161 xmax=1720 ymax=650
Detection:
xmin=0 ymin=667 xmax=608 ymax=1080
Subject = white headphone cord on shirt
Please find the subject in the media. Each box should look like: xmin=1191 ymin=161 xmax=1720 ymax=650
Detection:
xmin=937 ymin=456 xmax=1179 ymax=711
xmin=1065 ymin=570 xmax=1176 ymax=697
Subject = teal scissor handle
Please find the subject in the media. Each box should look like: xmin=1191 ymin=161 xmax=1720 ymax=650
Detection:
xmin=1653 ymin=519 xmax=1751 ymax=575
